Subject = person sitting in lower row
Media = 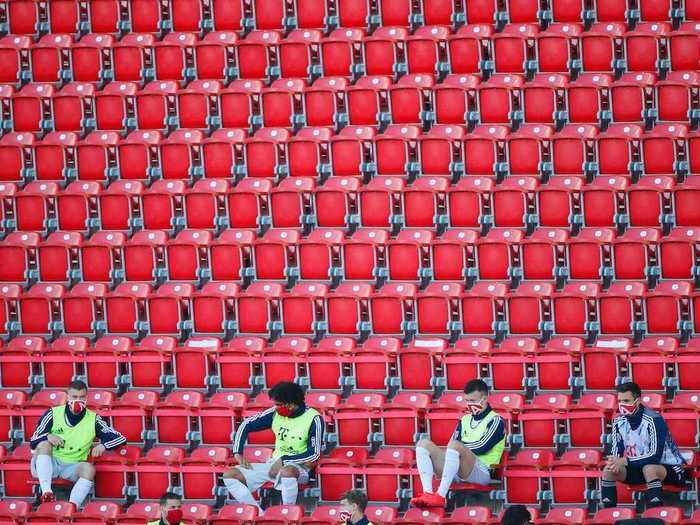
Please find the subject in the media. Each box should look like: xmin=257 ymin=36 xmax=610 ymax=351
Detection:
xmin=410 ymin=379 xmax=506 ymax=508
xmin=223 ymin=382 xmax=324 ymax=510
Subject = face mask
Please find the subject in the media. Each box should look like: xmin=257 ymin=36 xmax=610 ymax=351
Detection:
xmin=619 ymin=400 xmax=639 ymax=417
xmin=166 ymin=509 xmax=183 ymax=524
xmin=338 ymin=510 xmax=352 ymax=523
xmin=69 ymin=400 xmax=86 ymax=414
xmin=467 ymin=400 xmax=484 ymax=415
xmin=276 ymin=406 xmax=294 ymax=417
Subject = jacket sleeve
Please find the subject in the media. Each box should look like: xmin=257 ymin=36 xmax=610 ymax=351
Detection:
xmin=95 ymin=414 xmax=127 ymax=449
xmin=30 ymin=409 xmax=54 ymax=449
xmin=233 ymin=407 xmax=276 ymax=455
xmin=452 ymin=420 xmax=462 ymax=441
xmin=611 ymin=419 xmax=625 ymax=457
xmin=462 ymin=417 xmax=505 ymax=456
xmin=281 ymin=415 xmax=324 ymax=466
xmin=626 ymin=415 xmax=666 ymax=467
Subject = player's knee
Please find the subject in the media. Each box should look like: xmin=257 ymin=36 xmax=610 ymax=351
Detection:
xmin=224 ymin=468 xmax=247 ymax=484
xmin=416 ymin=438 xmax=434 ymax=450
xmin=602 ymin=469 xmax=617 ymax=481
xmin=447 ymin=439 xmax=466 ymax=452
xmin=642 ymin=464 xmax=664 ymax=480
xmin=77 ymin=462 xmax=95 ymax=480
xmin=35 ymin=441 xmax=53 ymax=455
xmin=279 ymin=466 xmax=299 ymax=479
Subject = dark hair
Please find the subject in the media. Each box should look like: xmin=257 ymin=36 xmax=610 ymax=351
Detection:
xmin=464 ymin=379 xmax=489 ymax=396
xmin=67 ymin=380 xmax=88 ymax=392
xmin=340 ymin=489 xmax=368 ymax=512
xmin=159 ymin=491 xmax=182 ymax=506
xmin=616 ymin=382 xmax=642 ymax=399
xmin=269 ymin=382 xmax=305 ymax=406
xmin=501 ymin=505 xmax=532 ymax=525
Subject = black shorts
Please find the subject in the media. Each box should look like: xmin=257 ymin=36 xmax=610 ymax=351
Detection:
xmin=624 ymin=464 xmax=687 ymax=486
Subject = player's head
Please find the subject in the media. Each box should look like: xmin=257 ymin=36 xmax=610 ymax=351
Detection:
xmin=159 ymin=492 xmax=182 ymax=525
xmin=339 ymin=489 xmax=368 ymax=523
xmin=616 ymin=381 xmax=642 ymax=417
xmin=270 ymin=382 xmax=305 ymax=417
xmin=464 ymin=379 xmax=489 ymax=416
xmin=501 ymin=505 xmax=533 ymax=525
xmin=66 ymin=380 xmax=88 ymax=415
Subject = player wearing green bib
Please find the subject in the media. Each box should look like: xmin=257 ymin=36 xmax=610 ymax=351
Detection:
xmin=29 ymin=380 xmax=126 ymax=506
xmin=411 ymin=379 xmax=506 ymax=508
xmin=223 ymin=382 xmax=324 ymax=509
xmin=146 ymin=492 xmax=183 ymax=525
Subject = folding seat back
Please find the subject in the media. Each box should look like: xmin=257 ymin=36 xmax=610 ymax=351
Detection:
xmin=669 ymin=23 xmax=700 ymax=72
xmin=582 ymin=337 xmax=629 ymax=390
xmin=174 ymin=337 xmax=223 ymax=390
xmin=166 ymin=229 xmax=214 ymax=281
xmin=664 ymin=393 xmax=700 ymax=447
xmin=105 ymin=283 xmax=150 ymax=335
xmin=460 ymin=282 xmax=508 ymax=336
xmin=358 ymin=176 xmax=403 ymax=228
xmin=0 ymin=231 xmax=37 ymax=284
xmin=661 ymin=227 xmax=700 ymax=281
xmin=343 ymin=228 xmax=388 ymax=281
xmin=418 ymin=126 xmax=466 ymax=181
xmin=61 ymin=283 xmax=105 ymax=335
xmin=0 ymin=500 xmax=30 ymax=523
xmin=638 ymin=0 xmax=675 ymax=22
xmin=434 ymin=74 xmax=478 ymax=126
xmin=87 ymin=0 xmax=120 ymax=34
xmin=431 ymin=229 xmax=478 ymax=282
xmin=75 ymin=131 xmax=119 ymax=182
xmin=261 ymin=79 xmax=304 ymax=129
xmin=129 ymin=0 xmax=167 ymax=33
xmin=199 ymin=392 xmax=246 ymax=445
xmin=0 ymin=284 xmax=20 ymax=337
xmin=177 ymin=80 xmax=222 ymax=131
xmin=363 ymin=447 xmax=414 ymax=502
xmin=194 ymin=31 xmax=239 ymax=82
xmin=202 ymin=128 xmax=246 ymax=181
xmin=691 ymin=130 xmax=700 ymax=177
xmin=625 ymin=23 xmax=670 ymax=74
xmin=641 ymin=124 xmax=687 ymax=177
xmin=52 ymin=82 xmax=95 ymax=133
xmin=270 ymin=176 xmax=315 ymax=229
xmin=34 ymin=131 xmax=79 ymax=182
xmin=387 ymin=229 xmax=434 ymax=283
xmin=19 ymin=283 xmax=65 ymax=335
xmin=12 ymin=83 xmax=54 ymax=134
xmin=253 ymin=228 xmax=299 ymax=281
xmin=596 ymin=124 xmax=642 ymax=176
xmin=416 ymin=282 xmax=462 ymax=336
xmin=220 ymin=80 xmax=263 ymax=130
xmin=127 ymin=335 xmax=175 ymax=390
xmin=448 ymin=24 xmax=493 ymax=76
xmin=522 ymin=227 xmax=569 ymax=281
xmin=123 ymin=230 xmax=167 ymax=283
xmin=598 ymin=281 xmax=646 ymax=335
xmin=326 ymin=283 xmax=372 ymax=336
xmin=389 ymin=74 xmax=435 ymax=126
xmin=566 ymin=393 xmax=615 ymax=447
xmin=336 ymin=0 xmax=372 ymax=29
xmin=136 ymin=81 xmax=178 ymax=131
xmin=0 ymin=35 xmax=30 ymax=85
xmin=645 ymin=281 xmax=691 ymax=335
xmin=627 ymin=176 xmax=674 ymax=228
xmin=611 ymin=72 xmax=656 ymax=124
xmin=146 ymin=283 xmax=194 ymax=336
xmin=536 ymin=23 xmax=582 ymax=74
xmin=0 ymin=133 xmax=33 ymax=184
xmin=503 ymin=449 xmax=554 ymax=504
xmin=461 ymin=126 xmax=507 ymax=178
xmin=523 ymin=74 xmax=569 ymax=125
xmin=567 ymin=73 xmax=612 ymax=124
xmin=657 ymin=71 xmax=699 ymax=125
xmin=406 ymin=26 xmax=449 ymax=76
xmin=135 ymin=447 xmax=185 ymax=499
xmin=476 ymin=229 xmax=523 ymax=281
xmin=286 ymin=126 xmax=331 ymax=179
xmin=15 ymin=181 xmax=57 ymax=233
xmin=281 ymin=283 xmax=328 ymax=335
xmin=306 ymin=77 xmax=350 ymax=129
xmin=307 ymin=341 xmax=354 ymax=391
xmin=492 ymin=24 xmax=538 ymax=75
xmin=477 ymin=74 xmax=524 ymax=125
xmin=641 ymin=507 xmax=683 ymax=525
xmin=153 ymin=391 xmax=203 ymax=445
xmin=142 ymin=179 xmax=183 ymax=231
xmin=582 ymin=175 xmax=629 ymax=227
xmin=346 ymin=76 xmax=389 ymax=127
xmin=370 ymin=283 xmax=417 ymax=335
xmin=538 ymin=176 xmax=582 ymax=230
xmin=552 ymin=125 xmax=597 ymax=178
xmin=262 ymin=337 xmax=310 ymax=388
xmin=218 ymin=336 xmax=264 ymax=390
xmin=245 ymin=128 xmax=291 ymax=179
xmin=403 ymin=176 xmax=447 ymax=229
xmin=113 ymin=33 xmax=154 ymax=82
xmin=279 ymin=30 xmax=322 ymax=80
xmin=184 ymin=178 xmax=229 ymax=230
xmin=299 ymin=228 xmax=344 ymax=282
xmin=237 ymin=282 xmax=283 ymax=335
xmin=212 ymin=0 xmax=244 ymax=30
xmin=209 ymin=229 xmax=255 ymax=282
xmin=520 ymin=394 xmax=571 ymax=448
xmin=322 ymin=28 xmax=365 ymax=79
xmin=238 ymin=30 xmax=281 ymax=80
xmin=38 ymin=231 xmax=82 ymax=283
xmin=627 ymin=336 xmax=679 ymax=391
xmin=612 ymin=227 xmax=660 ymax=281
xmin=30 ymin=34 xmax=72 ymax=83
xmin=507 ymin=125 xmax=553 ymax=178
xmin=492 ymin=176 xmax=539 ymax=228
xmin=373 ymin=125 xmax=418 ymax=178
xmin=580 ymin=23 xmax=625 ymax=74
xmin=56 ymin=181 xmax=98 ymax=232
xmin=94 ymin=81 xmax=137 ymax=132
xmin=552 ymin=282 xmax=600 ymax=336
xmin=536 ymin=336 xmax=585 ymax=391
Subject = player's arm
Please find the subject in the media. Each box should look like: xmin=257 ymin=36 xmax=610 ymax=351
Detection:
xmin=280 ymin=415 xmax=324 ymax=466
xmin=30 ymin=409 xmax=54 ymax=449
xmin=95 ymin=414 xmax=127 ymax=450
xmin=451 ymin=420 xmax=463 ymax=441
xmin=462 ymin=417 xmax=505 ymax=456
xmin=626 ymin=415 xmax=666 ymax=467
xmin=233 ymin=407 xmax=276 ymax=455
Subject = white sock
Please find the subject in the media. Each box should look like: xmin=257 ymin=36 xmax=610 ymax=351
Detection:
xmin=416 ymin=446 xmax=434 ymax=494
xmin=69 ymin=478 xmax=93 ymax=506
xmin=224 ymin=478 xmax=260 ymax=509
xmin=35 ymin=455 xmax=53 ymax=494
xmin=437 ymin=448 xmax=461 ymax=497
xmin=280 ymin=476 xmax=298 ymax=505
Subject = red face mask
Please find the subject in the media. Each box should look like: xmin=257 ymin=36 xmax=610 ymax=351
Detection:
xmin=466 ymin=401 xmax=484 ymax=416
xmin=70 ymin=400 xmax=86 ymax=414
xmin=166 ymin=509 xmax=183 ymax=524
xmin=338 ymin=510 xmax=352 ymax=523
xmin=276 ymin=406 xmax=294 ymax=417
xmin=618 ymin=400 xmax=639 ymax=416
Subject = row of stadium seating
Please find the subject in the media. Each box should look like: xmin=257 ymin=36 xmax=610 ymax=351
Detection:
xmin=1 ymin=73 xmax=698 ymax=134
xmin=2 ymin=331 xmax=700 ymax=393
xmin=1 ymin=23 xmax=699 ymax=86
xmin=3 ymin=0 xmax=697 ymax=38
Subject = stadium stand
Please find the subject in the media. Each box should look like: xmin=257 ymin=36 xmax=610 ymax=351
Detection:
xmin=0 ymin=0 xmax=699 ymax=522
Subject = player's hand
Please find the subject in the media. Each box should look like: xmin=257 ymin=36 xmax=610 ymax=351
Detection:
xmin=47 ymin=434 xmax=64 ymax=447
xmin=267 ymin=459 xmax=283 ymax=478
xmin=91 ymin=444 xmax=106 ymax=458
xmin=235 ymin=454 xmax=251 ymax=469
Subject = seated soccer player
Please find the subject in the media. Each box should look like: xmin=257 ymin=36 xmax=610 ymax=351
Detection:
xmin=601 ymin=382 xmax=687 ymax=508
xmin=411 ymin=379 xmax=505 ymax=508
xmin=147 ymin=492 xmax=183 ymax=525
xmin=223 ymin=382 xmax=324 ymax=509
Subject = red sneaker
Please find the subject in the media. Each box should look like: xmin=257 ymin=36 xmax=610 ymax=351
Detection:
xmin=41 ymin=492 xmax=55 ymax=503
xmin=410 ymin=492 xmax=446 ymax=508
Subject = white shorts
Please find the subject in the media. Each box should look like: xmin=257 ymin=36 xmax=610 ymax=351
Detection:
xmin=455 ymin=458 xmax=492 ymax=485
xmin=30 ymin=455 xmax=82 ymax=482
xmin=237 ymin=460 xmax=310 ymax=492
